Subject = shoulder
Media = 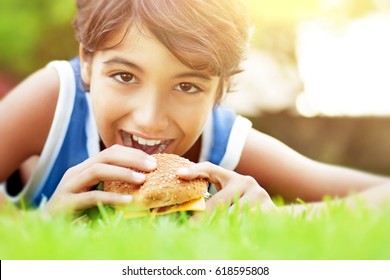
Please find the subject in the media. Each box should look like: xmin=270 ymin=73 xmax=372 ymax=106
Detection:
xmin=202 ymin=106 xmax=252 ymax=169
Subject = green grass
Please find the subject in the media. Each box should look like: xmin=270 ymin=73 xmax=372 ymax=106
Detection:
xmin=1 ymin=201 xmax=390 ymax=260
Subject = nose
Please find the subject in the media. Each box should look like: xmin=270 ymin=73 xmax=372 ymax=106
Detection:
xmin=132 ymin=91 xmax=169 ymax=133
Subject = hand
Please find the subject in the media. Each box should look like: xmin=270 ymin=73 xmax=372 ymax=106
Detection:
xmin=44 ymin=145 xmax=157 ymax=216
xmin=177 ymin=161 xmax=277 ymax=215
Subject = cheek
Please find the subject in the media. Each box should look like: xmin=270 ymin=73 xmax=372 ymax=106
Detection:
xmin=89 ymin=83 xmax=123 ymax=137
xmin=174 ymin=99 xmax=214 ymax=137
xmin=90 ymin=85 xmax=107 ymax=120
xmin=89 ymin=74 xmax=123 ymax=117
xmin=90 ymin=95 xmax=111 ymax=141
xmin=182 ymin=110 xmax=207 ymax=131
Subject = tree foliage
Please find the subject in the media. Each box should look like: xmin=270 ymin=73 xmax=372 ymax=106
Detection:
xmin=0 ymin=0 xmax=77 ymax=78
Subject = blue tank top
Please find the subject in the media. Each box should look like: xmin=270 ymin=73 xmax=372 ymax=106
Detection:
xmin=30 ymin=59 xmax=91 ymax=205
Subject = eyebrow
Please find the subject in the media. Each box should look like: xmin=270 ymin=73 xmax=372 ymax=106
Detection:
xmin=103 ymin=57 xmax=144 ymax=73
xmin=174 ymin=72 xmax=212 ymax=82
xmin=103 ymin=57 xmax=212 ymax=81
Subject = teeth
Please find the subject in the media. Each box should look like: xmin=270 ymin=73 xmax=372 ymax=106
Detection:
xmin=132 ymin=135 xmax=162 ymax=146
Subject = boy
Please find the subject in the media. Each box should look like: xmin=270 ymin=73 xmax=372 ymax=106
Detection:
xmin=0 ymin=0 xmax=389 ymax=216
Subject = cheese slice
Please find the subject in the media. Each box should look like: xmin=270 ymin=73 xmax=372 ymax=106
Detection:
xmin=121 ymin=197 xmax=206 ymax=219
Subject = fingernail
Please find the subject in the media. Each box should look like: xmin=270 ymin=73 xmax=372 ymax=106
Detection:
xmin=176 ymin=167 xmax=189 ymax=175
xmin=121 ymin=195 xmax=133 ymax=203
xmin=145 ymin=157 xmax=157 ymax=169
xmin=133 ymin=172 xmax=146 ymax=182
xmin=146 ymin=160 xmax=157 ymax=169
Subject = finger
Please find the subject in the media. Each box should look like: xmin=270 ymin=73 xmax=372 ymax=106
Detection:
xmin=240 ymin=189 xmax=277 ymax=212
xmin=228 ymin=196 xmax=250 ymax=213
xmin=205 ymin=185 xmax=242 ymax=212
xmin=66 ymin=163 xmax=147 ymax=192
xmin=190 ymin=190 xmax=244 ymax=222
xmin=70 ymin=190 xmax=133 ymax=211
xmin=189 ymin=190 xmax=236 ymax=222
xmin=85 ymin=144 xmax=157 ymax=172
xmin=176 ymin=161 xmax=232 ymax=191
xmin=227 ymin=196 xmax=265 ymax=215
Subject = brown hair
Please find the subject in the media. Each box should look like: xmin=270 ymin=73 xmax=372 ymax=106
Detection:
xmin=74 ymin=0 xmax=249 ymax=96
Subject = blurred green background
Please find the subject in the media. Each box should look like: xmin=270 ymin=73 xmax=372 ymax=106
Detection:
xmin=0 ymin=1 xmax=77 ymax=78
xmin=1 ymin=0 xmax=390 ymax=175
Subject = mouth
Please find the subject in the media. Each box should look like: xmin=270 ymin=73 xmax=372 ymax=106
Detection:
xmin=122 ymin=131 xmax=172 ymax=154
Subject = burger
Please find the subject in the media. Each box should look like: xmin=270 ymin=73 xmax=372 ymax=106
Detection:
xmin=103 ymin=153 xmax=209 ymax=218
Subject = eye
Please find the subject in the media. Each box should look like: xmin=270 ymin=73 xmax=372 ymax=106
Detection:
xmin=112 ymin=72 xmax=137 ymax=84
xmin=174 ymin=82 xmax=200 ymax=94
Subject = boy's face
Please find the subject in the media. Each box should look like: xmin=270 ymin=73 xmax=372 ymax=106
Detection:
xmin=80 ymin=26 xmax=220 ymax=156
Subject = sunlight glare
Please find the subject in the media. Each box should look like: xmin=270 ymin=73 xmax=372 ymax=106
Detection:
xmin=296 ymin=12 xmax=390 ymax=116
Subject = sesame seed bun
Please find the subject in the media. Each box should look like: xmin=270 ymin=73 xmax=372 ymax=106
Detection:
xmin=103 ymin=153 xmax=208 ymax=210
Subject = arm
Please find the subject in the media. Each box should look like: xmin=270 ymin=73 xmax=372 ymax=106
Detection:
xmin=235 ymin=129 xmax=389 ymax=202
xmin=281 ymin=183 xmax=390 ymax=217
xmin=177 ymin=161 xmax=390 ymax=217
xmin=177 ymin=128 xmax=390 ymax=215
xmin=0 ymin=67 xmax=60 ymax=184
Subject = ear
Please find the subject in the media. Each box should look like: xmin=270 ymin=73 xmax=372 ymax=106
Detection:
xmin=79 ymin=44 xmax=92 ymax=86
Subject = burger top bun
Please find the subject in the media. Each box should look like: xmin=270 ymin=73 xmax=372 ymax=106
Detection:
xmin=103 ymin=153 xmax=208 ymax=209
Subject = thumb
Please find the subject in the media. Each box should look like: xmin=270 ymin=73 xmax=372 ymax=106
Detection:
xmin=176 ymin=161 xmax=231 ymax=191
